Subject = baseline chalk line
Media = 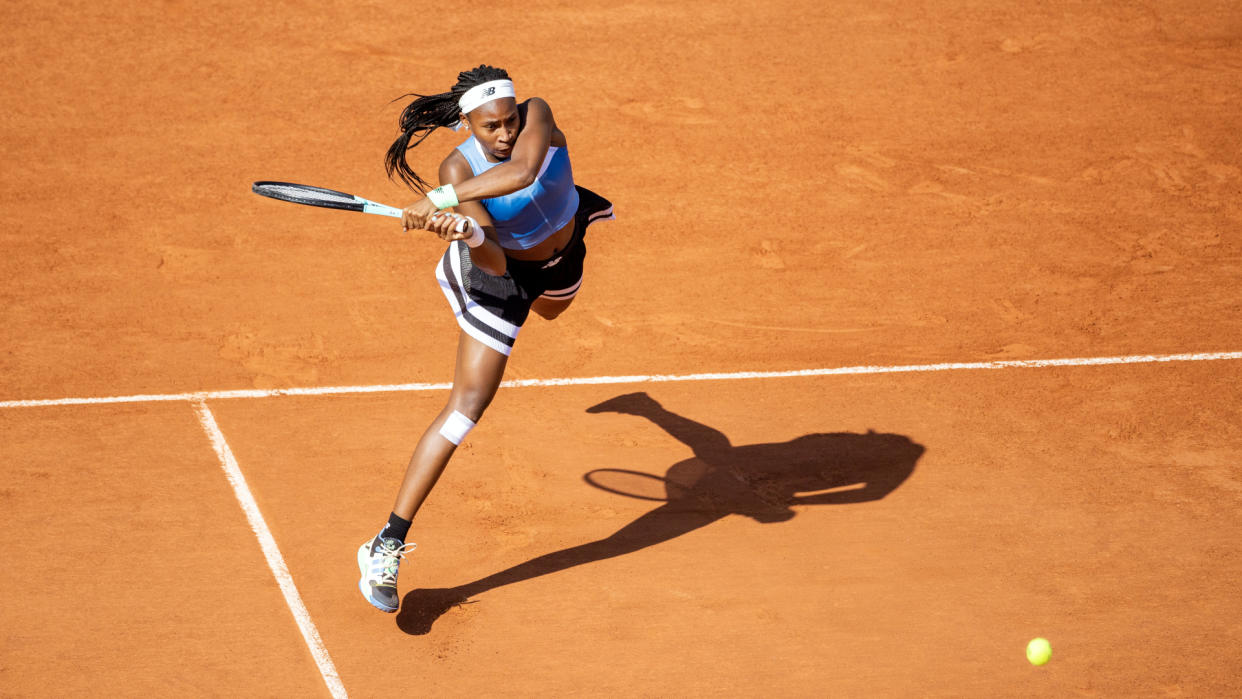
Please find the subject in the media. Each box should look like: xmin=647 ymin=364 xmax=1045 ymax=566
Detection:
xmin=3 ymin=350 xmax=1241 ymax=409
xmin=193 ymin=400 xmax=348 ymax=699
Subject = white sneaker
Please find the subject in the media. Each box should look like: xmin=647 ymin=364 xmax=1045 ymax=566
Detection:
xmin=357 ymin=535 xmax=416 ymax=613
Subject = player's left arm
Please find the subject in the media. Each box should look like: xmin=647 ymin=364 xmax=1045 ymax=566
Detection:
xmin=450 ymin=98 xmax=555 ymax=202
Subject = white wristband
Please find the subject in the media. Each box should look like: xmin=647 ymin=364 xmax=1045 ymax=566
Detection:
xmin=457 ymin=216 xmax=485 ymax=248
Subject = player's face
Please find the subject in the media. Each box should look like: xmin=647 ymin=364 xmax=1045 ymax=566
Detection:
xmin=466 ymin=98 xmax=520 ymax=161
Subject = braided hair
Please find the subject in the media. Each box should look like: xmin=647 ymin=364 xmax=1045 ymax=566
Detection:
xmin=385 ymin=64 xmax=512 ymax=192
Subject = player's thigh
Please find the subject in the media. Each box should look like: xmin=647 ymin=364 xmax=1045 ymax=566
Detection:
xmin=448 ymin=331 xmax=510 ymax=418
xmin=530 ymin=295 xmax=575 ymax=320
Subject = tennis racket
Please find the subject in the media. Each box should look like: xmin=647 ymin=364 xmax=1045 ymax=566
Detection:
xmin=252 ymin=181 xmax=473 ymax=232
xmin=250 ymin=180 xmax=474 ymax=234
xmin=252 ymin=181 xmax=405 ymax=217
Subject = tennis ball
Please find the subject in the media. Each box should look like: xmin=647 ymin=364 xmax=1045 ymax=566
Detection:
xmin=1026 ymin=637 xmax=1052 ymax=666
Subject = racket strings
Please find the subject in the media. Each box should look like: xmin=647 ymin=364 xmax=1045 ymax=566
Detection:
xmin=256 ymin=183 xmax=357 ymax=206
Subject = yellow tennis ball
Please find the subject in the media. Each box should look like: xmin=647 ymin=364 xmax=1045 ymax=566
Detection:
xmin=1026 ymin=638 xmax=1052 ymax=666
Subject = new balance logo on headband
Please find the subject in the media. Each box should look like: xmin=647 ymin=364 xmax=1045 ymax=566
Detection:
xmin=459 ymin=80 xmax=516 ymax=114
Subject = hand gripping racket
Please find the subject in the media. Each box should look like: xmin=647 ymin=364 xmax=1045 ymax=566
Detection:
xmin=251 ymin=181 xmax=473 ymax=231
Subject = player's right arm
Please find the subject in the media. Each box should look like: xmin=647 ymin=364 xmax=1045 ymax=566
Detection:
xmin=449 ymin=97 xmax=555 ymax=203
xmin=401 ymin=99 xmax=557 ymax=231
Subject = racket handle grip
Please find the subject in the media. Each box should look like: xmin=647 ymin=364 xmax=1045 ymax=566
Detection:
xmin=361 ymin=202 xmax=403 ymax=218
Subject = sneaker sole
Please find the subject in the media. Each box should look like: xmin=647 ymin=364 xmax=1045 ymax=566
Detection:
xmin=357 ymin=543 xmax=399 ymax=613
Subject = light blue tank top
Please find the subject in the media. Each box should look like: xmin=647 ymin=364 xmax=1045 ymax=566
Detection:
xmin=456 ymin=135 xmax=579 ymax=250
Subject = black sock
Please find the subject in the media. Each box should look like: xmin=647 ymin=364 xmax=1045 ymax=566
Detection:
xmin=381 ymin=512 xmax=412 ymax=543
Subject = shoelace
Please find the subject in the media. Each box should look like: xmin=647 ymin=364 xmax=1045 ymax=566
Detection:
xmin=372 ymin=541 xmax=417 ymax=586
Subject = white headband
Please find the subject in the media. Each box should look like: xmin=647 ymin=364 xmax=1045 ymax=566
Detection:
xmin=458 ymin=79 xmax=516 ymax=115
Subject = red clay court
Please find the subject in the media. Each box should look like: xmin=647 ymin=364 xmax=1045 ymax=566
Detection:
xmin=2 ymin=1 xmax=1241 ymax=696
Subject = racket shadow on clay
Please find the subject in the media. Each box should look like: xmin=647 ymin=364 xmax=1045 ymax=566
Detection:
xmin=397 ymin=391 xmax=924 ymax=635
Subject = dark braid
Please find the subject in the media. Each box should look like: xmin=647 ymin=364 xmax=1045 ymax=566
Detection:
xmin=385 ymin=64 xmax=512 ymax=192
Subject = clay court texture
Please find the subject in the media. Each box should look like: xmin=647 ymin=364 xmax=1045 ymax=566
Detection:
xmin=3 ymin=0 xmax=1241 ymax=696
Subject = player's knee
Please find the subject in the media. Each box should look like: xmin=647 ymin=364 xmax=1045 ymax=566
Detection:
xmin=438 ymin=409 xmax=476 ymax=446
xmin=448 ymin=387 xmax=495 ymax=422
xmin=438 ymin=391 xmax=493 ymax=446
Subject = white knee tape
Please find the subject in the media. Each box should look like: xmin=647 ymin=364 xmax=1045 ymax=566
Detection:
xmin=438 ymin=410 xmax=476 ymax=445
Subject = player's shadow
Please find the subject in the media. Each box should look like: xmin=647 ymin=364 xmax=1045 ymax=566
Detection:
xmin=396 ymin=391 xmax=924 ymax=635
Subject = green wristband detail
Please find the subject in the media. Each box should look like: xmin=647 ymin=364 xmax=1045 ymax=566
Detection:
xmin=427 ymin=184 xmax=459 ymax=210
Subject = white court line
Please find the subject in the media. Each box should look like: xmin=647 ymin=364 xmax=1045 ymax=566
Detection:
xmin=193 ymin=401 xmax=348 ymax=699
xmin=2 ymin=351 xmax=1241 ymax=409
xmin=10 ymin=349 xmax=1242 ymax=699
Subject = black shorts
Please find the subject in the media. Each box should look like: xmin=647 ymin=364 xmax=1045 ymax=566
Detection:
xmin=436 ymin=186 xmax=614 ymax=356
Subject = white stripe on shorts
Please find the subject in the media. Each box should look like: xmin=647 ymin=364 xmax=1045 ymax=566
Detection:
xmin=588 ymin=206 xmax=615 ymax=224
xmin=436 ymin=242 xmax=520 ymax=356
xmin=448 ymin=243 xmax=521 ymax=338
xmin=540 ymin=277 xmax=583 ymax=300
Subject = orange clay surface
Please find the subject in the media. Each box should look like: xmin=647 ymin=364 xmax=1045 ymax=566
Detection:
xmin=2 ymin=0 xmax=1241 ymax=696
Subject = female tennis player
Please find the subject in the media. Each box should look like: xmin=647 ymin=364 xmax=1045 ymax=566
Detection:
xmin=357 ymin=65 xmax=614 ymax=613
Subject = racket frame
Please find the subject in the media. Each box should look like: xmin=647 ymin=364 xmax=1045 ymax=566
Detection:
xmin=251 ymin=181 xmax=403 ymax=218
xmin=252 ymin=180 xmax=470 ymax=232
